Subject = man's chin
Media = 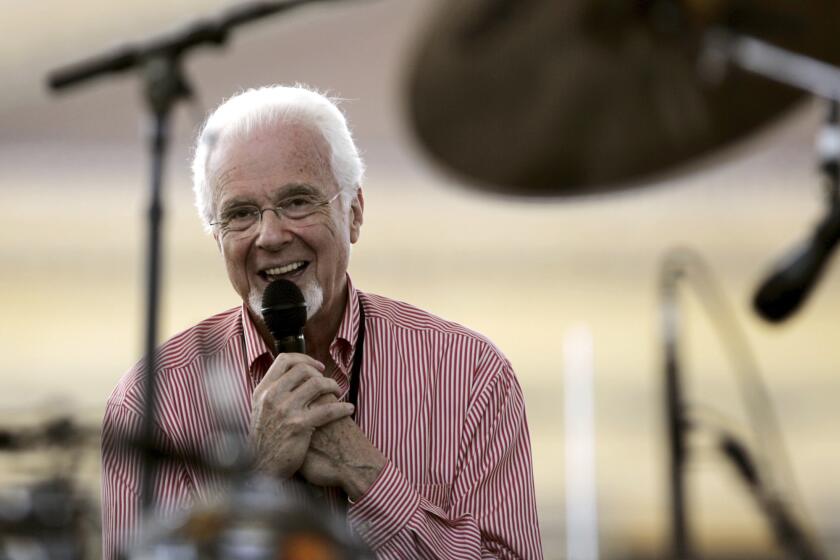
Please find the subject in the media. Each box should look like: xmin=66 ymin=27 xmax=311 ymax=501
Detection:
xmin=248 ymin=282 xmax=323 ymax=321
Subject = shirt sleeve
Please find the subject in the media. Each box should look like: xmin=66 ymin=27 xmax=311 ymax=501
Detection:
xmin=101 ymin=400 xmax=193 ymax=560
xmin=346 ymin=359 xmax=543 ymax=559
xmin=101 ymin=400 xmax=142 ymax=560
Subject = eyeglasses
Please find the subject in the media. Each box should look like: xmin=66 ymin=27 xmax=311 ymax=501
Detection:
xmin=211 ymin=190 xmax=342 ymax=234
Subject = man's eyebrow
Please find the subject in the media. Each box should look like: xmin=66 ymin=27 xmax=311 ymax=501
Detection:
xmin=218 ymin=196 xmax=257 ymax=211
xmin=218 ymin=183 xmax=322 ymax=210
xmin=271 ymin=183 xmax=321 ymax=201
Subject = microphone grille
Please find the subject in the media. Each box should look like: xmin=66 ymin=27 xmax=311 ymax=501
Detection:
xmin=261 ymin=280 xmax=307 ymax=339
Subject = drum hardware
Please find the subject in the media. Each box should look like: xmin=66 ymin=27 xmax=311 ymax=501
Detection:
xmin=0 ymin=416 xmax=99 ymax=560
xmin=126 ymin=475 xmax=373 ymax=560
xmin=660 ymin=249 xmax=824 ymax=560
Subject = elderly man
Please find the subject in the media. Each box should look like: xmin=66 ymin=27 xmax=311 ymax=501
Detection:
xmin=102 ymin=85 xmax=543 ymax=559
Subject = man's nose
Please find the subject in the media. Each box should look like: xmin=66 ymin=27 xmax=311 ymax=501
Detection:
xmin=255 ymin=208 xmax=293 ymax=249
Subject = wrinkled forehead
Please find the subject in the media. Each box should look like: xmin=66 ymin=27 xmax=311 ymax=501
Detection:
xmin=207 ymin=120 xmax=336 ymax=206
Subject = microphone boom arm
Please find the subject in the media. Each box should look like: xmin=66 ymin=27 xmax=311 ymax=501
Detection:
xmin=47 ymin=0 xmax=341 ymax=91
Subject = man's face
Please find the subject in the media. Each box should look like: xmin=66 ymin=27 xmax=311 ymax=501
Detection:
xmin=208 ymin=122 xmax=362 ymax=325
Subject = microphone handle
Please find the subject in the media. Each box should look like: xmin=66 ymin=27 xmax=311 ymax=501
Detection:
xmin=273 ymin=334 xmax=337 ymax=407
xmin=275 ymin=334 xmax=306 ymax=354
xmin=274 ymin=332 xmax=339 ymax=407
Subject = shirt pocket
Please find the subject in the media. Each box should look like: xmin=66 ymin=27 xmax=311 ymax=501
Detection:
xmin=415 ymin=483 xmax=452 ymax=511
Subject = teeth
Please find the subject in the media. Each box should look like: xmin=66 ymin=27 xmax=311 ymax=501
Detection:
xmin=264 ymin=261 xmax=305 ymax=277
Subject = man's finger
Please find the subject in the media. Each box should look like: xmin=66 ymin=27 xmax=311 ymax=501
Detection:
xmin=273 ymin=363 xmax=328 ymax=395
xmin=253 ymin=353 xmax=324 ymax=403
xmin=305 ymin=402 xmax=355 ymax=427
xmin=265 ymin=353 xmax=324 ymax=385
xmin=290 ymin=376 xmax=342 ymax=409
xmin=255 ymin=365 xmax=310 ymax=407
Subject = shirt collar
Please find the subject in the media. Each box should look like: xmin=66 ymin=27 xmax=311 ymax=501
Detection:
xmin=331 ymin=274 xmax=362 ymax=374
xmin=240 ymin=303 xmax=273 ymax=373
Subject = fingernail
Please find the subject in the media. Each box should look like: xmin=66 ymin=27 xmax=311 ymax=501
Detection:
xmin=316 ymin=361 xmax=326 ymax=370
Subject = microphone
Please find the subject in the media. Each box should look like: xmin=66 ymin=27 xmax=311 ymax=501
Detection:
xmin=261 ymin=280 xmax=308 ymax=353
xmin=753 ymin=204 xmax=840 ymax=322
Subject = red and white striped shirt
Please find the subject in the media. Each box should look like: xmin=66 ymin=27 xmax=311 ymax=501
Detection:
xmin=102 ymin=277 xmax=543 ymax=559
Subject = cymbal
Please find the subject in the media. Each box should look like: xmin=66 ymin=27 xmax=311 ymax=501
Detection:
xmin=407 ymin=0 xmax=840 ymax=196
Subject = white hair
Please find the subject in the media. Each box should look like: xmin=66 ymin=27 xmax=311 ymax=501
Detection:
xmin=191 ymin=84 xmax=365 ymax=232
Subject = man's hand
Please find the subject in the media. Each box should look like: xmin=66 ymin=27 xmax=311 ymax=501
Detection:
xmin=250 ymin=353 xmax=355 ymax=479
xmin=299 ymin=415 xmax=387 ymax=501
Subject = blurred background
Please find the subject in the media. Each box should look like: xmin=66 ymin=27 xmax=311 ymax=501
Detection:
xmin=2 ymin=0 xmax=839 ymax=558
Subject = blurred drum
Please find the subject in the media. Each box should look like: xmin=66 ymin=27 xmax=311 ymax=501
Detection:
xmin=0 ymin=414 xmax=99 ymax=560
xmin=128 ymin=476 xmax=373 ymax=560
xmin=0 ymin=479 xmax=91 ymax=560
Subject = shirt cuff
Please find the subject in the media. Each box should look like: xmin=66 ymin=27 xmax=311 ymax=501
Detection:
xmin=346 ymin=460 xmax=420 ymax=549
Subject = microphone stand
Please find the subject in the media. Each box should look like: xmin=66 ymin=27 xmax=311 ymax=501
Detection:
xmin=660 ymin=259 xmax=692 ymax=560
xmin=45 ymin=0 xmax=342 ymax=517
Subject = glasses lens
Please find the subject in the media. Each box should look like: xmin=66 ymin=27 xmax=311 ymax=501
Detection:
xmin=279 ymin=194 xmax=321 ymax=219
xmin=224 ymin=207 xmax=260 ymax=232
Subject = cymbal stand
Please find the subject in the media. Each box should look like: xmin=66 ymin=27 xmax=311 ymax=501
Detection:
xmin=659 ymin=249 xmax=826 ymax=560
xmin=660 ymin=260 xmax=692 ymax=559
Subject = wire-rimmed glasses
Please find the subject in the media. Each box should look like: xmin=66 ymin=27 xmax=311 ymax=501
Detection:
xmin=211 ymin=190 xmax=342 ymax=235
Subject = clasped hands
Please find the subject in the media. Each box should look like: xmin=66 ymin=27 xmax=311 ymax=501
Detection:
xmin=249 ymin=353 xmax=386 ymax=501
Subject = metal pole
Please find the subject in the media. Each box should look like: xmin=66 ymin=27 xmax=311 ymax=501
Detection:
xmin=138 ymin=55 xmax=188 ymax=513
xmin=139 ymin=98 xmax=169 ymax=513
xmin=661 ymin=262 xmax=691 ymax=560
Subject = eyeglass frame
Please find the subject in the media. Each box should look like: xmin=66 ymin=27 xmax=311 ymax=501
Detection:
xmin=210 ymin=190 xmax=343 ymax=235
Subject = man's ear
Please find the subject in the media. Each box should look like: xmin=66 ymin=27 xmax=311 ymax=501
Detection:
xmin=349 ymin=187 xmax=364 ymax=244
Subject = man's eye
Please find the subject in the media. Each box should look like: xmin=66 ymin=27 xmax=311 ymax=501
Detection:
xmin=282 ymin=196 xmax=316 ymax=209
xmin=225 ymin=207 xmax=257 ymax=220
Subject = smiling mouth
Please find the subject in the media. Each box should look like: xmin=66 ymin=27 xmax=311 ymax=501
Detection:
xmin=260 ymin=261 xmax=309 ymax=282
